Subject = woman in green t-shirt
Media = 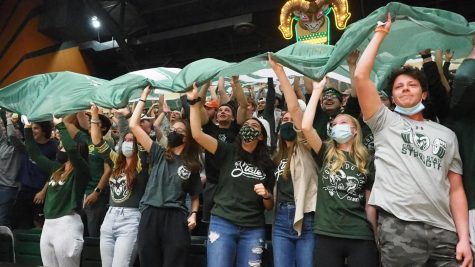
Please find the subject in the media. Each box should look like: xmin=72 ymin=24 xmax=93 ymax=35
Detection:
xmin=187 ymin=82 xmax=276 ymax=267
xmin=24 ymin=116 xmax=90 ymax=267
xmin=301 ymin=77 xmax=378 ymax=267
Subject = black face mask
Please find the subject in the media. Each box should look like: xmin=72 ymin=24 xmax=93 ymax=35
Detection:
xmin=167 ymin=131 xmax=184 ymax=148
xmin=280 ymin=122 xmax=297 ymax=141
xmin=56 ymin=151 xmax=69 ymax=164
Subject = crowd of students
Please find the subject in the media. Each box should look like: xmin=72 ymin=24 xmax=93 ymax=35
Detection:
xmin=0 ymin=15 xmax=474 ymax=267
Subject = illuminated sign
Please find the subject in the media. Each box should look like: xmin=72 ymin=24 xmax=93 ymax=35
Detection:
xmin=278 ymin=0 xmax=351 ymax=44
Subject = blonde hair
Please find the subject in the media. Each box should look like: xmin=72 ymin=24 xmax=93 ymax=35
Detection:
xmin=323 ymin=114 xmax=369 ymax=175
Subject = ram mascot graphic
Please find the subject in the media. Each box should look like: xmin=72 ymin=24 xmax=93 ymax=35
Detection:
xmin=278 ymin=0 xmax=351 ymax=44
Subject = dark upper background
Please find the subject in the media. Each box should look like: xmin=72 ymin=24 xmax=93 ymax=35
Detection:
xmin=26 ymin=0 xmax=475 ymax=79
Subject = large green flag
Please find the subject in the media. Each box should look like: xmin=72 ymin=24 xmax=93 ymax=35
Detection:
xmin=94 ymin=67 xmax=181 ymax=107
xmin=316 ymin=2 xmax=475 ymax=88
xmin=0 ymin=72 xmax=106 ymax=122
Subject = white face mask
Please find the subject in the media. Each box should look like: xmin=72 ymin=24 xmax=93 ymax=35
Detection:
xmin=394 ymin=102 xmax=425 ymax=116
xmin=121 ymin=141 xmax=134 ymax=157
xmin=330 ymin=124 xmax=354 ymax=144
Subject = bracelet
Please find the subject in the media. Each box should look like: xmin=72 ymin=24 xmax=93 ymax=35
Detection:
xmin=374 ymin=28 xmax=389 ymax=34
xmin=191 ymin=211 xmax=198 ymax=214
xmin=139 ymin=99 xmax=146 ymax=103
xmin=263 ymin=195 xmax=272 ymax=200
xmin=187 ymin=97 xmax=202 ymax=105
xmin=90 ymin=119 xmax=100 ymax=124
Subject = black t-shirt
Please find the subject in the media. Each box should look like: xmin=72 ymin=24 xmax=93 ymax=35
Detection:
xmin=275 ymin=158 xmax=294 ymax=203
xmin=202 ymin=120 xmax=240 ymax=183
xmin=211 ymin=142 xmax=275 ymax=227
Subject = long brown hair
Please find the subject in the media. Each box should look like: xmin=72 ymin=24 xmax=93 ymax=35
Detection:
xmin=274 ymin=123 xmax=296 ymax=180
xmin=323 ymin=114 xmax=369 ymax=175
xmin=164 ymin=119 xmax=201 ymax=173
xmin=112 ymin=133 xmax=139 ymax=190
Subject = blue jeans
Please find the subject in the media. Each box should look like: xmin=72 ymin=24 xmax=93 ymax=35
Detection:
xmin=0 ymin=185 xmax=18 ymax=227
xmin=100 ymin=207 xmax=141 ymax=267
xmin=272 ymin=202 xmax=315 ymax=267
xmin=207 ymin=215 xmax=265 ymax=267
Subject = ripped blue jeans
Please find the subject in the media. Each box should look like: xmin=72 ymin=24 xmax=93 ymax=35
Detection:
xmin=207 ymin=215 xmax=265 ymax=267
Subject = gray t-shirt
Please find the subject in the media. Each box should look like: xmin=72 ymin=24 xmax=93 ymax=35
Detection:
xmin=140 ymin=142 xmax=202 ymax=213
xmin=365 ymin=105 xmax=462 ymax=232
xmin=0 ymin=123 xmax=23 ymax=187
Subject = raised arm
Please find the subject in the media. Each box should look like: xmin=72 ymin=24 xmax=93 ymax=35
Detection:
xmin=129 ymin=86 xmax=153 ymax=152
xmin=197 ymin=81 xmax=211 ymax=125
xmin=353 ymin=13 xmax=391 ymax=120
xmin=347 ymin=50 xmax=359 ymax=98
xmin=187 ymin=83 xmax=218 ymax=154
xmin=90 ymin=104 xmax=102 ymax=146
xmin=301 ymin=78 xmax=326 ymax=154
xmin=232 ymin=76 xmax=250 ymax=125
xmin=269 ymin=54 xmax=304 ymax=129
xmin=217 ymin=76 xmax=230 ymax=104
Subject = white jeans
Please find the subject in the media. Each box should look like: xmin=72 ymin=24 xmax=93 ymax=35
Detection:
xmin=40 ymin=213 xmax=84 ymax=267
xmin=100 ymin=207 xmax=141 ymax=267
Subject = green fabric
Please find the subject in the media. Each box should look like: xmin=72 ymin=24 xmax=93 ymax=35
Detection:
xmin=314 ymin=146 xmax=374 ymax=240
xmin=0 ymin=3 xmax=474 ymax=120
xmin=97 ymin=67 xmax=181 ymax=107
xmin=0 ymin=72 xmax=106 ymax=122
xmin=316 ymin=2 xmax=475 ymax=88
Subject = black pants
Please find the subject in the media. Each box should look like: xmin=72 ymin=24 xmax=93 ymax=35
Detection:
xmin=315 ymin=234 xmax=379 ymax=267
xmin=201 ymin=181 xmax=217 ymax=223
xmin=137 ymin=207 xmax=190 ymax=267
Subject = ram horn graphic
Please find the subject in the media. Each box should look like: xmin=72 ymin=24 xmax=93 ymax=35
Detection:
xmin=278 ymin=0 xmax=351 ymax=39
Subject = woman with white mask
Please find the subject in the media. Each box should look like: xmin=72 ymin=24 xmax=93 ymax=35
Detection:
xmin=90 ymin=104 xmax=149 ymax=267
xmin=301 ymin=77 xmax=378 ymax=267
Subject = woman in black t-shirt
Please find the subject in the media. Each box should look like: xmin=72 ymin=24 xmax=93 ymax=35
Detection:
xmin=188 ymin=83 xmax=275 ymax=267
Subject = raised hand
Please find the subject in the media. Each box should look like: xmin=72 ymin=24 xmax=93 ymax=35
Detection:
xmin=186 ymin=82 xmax=199 ymax=100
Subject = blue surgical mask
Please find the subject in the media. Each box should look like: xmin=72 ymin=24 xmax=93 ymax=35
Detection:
xmin=394 ymin=102 xmax=425 ymax=116
xmin=121 ymin=141 xmax=134 ymax=157
xmin=330 ymin=124 xmax=354 ymax=144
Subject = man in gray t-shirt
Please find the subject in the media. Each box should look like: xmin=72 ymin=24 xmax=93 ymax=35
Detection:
xmin=352 ymin=15 xmax=472 ymax=267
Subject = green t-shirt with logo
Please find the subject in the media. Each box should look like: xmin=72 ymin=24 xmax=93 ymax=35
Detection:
xmin=314 ymin=144 xmax=375 ymax=240
xmin=140 ymin=143 xmax=202 ymax=213
xmin=275 ymin=158 xmax=294 ymax=203
xmin=25 ymin=123 xmax=90 ymax=219
xmin=74 ymin=131 xmax=106 ymax=195
xmin=211 ymin=142 xmax=275 ymax=227
xmin=95 ymin=140 xmax=148 ymax=208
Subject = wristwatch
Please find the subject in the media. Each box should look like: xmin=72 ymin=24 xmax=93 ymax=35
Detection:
xmin=94 ymin=187 xmax=102 ymax=194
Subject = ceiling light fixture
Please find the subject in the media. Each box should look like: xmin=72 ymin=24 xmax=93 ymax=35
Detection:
xmin=91 ymin=16 xmax=101 ymax=29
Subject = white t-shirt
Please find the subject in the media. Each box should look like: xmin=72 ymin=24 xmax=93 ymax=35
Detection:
xmin=365 ymin=105 xmax=463 ymax=232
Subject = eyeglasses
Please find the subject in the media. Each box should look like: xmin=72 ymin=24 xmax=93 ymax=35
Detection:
xmin=322 ymin=94 xmax=338 ymax=101
xmin=170 ymin=127 xmax=186 ymax=135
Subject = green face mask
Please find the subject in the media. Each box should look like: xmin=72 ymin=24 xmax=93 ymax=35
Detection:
xmin=239 ymin=125 xmax=261 ymax=143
